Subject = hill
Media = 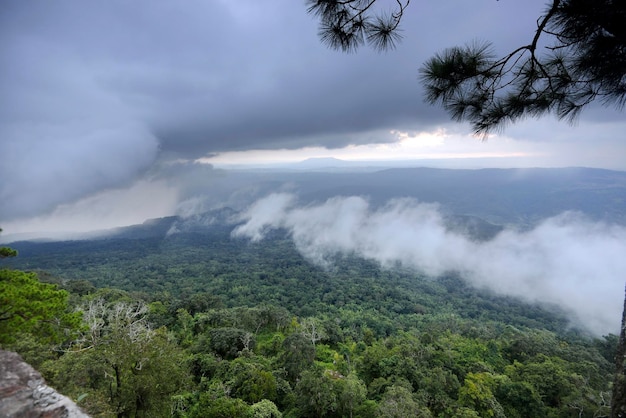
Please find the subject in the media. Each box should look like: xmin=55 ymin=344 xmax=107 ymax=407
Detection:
xmin=0 ymin=209 xmax=585 ymax=333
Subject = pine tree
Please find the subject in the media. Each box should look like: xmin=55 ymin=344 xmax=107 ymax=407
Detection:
xmin=308 ymin=0 xmax=626 ymax=134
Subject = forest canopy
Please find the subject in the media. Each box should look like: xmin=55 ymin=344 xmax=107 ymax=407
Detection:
xmin=2 ymin=224 xmax=621 ymax=417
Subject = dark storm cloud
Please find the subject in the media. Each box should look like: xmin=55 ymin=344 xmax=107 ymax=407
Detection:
xmin=0 ymin=0 xmax=432 ymax=219
xmin=98 ymin=4 xmax=443 ymax=155
xmin=3 ymin=0 xmax=610 ymax=221
xmin=0 ymin=0 xmax=478 ymax=156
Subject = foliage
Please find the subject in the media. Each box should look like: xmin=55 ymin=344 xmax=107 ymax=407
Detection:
xmin=279 ymin=332 xmax=316 ymax=384
xmin=308 ymin=0 xmax=626 ymax=134
xmin=0 ymin=246 xmax=18 ymax=258
xmin=306 ymin=0 xmax=409 ymax=52
xmin=206 ymin=327 xmax=255 ymax=359
xmin=249 ymin=399 xmax=283 ymax=418
xmin=294 ymin=366 xmax=338 ymax=417
xmin=45 ymin=300 xmax=189 ymax=418
xmin=336 ymin=373 xmax=367 ymax=418
xmin=188 ymin=393 xmax=251 ymax=418
xmin=377 ymin=385 xmax=431 ymax=418
xmin=3 ymin=226 xmax=619 ymax=417
xmin=0 ymin=228 xmax=18 ymax=258
xmin=5 ymin=230 xmax=577 ymax=336
xmin=0 ymin=268 xmax=81 ymax=346
xmin=458 ymin=372 xmax=505 ymax=418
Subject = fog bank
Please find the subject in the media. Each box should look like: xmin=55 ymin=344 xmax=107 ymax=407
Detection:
xmin=233 ymin=194 xmax=626 ymax=335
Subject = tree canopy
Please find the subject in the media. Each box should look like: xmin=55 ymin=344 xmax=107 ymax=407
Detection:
xmin=0 ymin=228 xmax=18 ymax=258
xmin=3 ymin=227 xmax=620 ymax=417
xmin=0 ymin=268 xmax=82 ymax=346
xmin=307 ymin=0 xmax=626 ymax=134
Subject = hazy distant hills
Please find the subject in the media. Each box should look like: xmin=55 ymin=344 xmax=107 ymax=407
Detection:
xmin=290 ymin=157 xmax=354 ymax=169
xmin=5 ymin=166 xmax=625 ymax=337
xmin=109 ymin=207 xmax=239 ymax=240
xmin=330 ymin=166 xmax=626 ymax=226
xmin=223 ymin=166 xmax=626 ymax=227
xmin=3 ymin=166 xmax=625 ymax=245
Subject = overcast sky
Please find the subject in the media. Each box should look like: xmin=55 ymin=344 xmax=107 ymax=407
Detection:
xmin=1 ymin=0 xmax=625 ymax=233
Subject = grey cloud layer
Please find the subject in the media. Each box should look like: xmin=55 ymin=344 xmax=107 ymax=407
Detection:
xmin=0 ymin=1 xmax=443 ymax=155
xmin=0 ymin=0 xmax=550 ymax=149
xmin=233 ymin=194 xmax=626 ymax=335
xmin=0 ymin=0 xmax=434 ymax=219
xmin=2 ymin=0 xmax=622 ymax=222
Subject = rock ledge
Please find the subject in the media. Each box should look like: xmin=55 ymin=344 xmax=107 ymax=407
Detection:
xmin=0 ymin=349 xmax=90 ymax=418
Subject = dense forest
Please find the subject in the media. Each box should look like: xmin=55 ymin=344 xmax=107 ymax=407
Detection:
xmin=1 ymin=218 xmax=620 ymax=417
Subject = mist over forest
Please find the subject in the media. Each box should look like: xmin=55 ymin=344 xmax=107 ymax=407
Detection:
xmin=234 ymin=193 xmax=626 ymax=335
xmin=4 ymin=165 xmax=626 ymax=417
xmin=8 ymin=166 xmax=626 ymax=335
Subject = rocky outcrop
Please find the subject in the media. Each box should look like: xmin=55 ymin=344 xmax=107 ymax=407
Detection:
xmin=0 ymin=349 xmax=90 ymax=418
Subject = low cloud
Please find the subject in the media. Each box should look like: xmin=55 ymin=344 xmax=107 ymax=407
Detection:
xmin=0 ymin=179 xmax=177 ymax=240
xmin=0 ymin=122 xmax=159 ymax=221
xmin=234 ymin=194 xmax=626 ymax=335
xmin=3 ymin=1 xmax=626 ymax=223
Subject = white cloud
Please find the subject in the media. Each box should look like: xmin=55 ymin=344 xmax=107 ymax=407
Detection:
xmin=234 ymin=194 xmax=626 ymax=335
xmin=2 ymin=179 xmax=177 ymax=237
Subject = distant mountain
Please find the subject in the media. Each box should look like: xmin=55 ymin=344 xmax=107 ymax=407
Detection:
xmin=4 ymin=167 xmax=624 ymax=244
xmin=104 ymin=216 xmax=179 ymax=239
xmin=291 ymin=166 xmax=626 ymax=226
xmin=295 ymin=157 xmax=351 ymax=169
xmin=444 ymin=214 xmax=504 ymax=241
xmin=2 ymin=208 xmax=239 ymax=245
xmin=5 ymin=205 xmax=502 ymax=250
xmin=86 ymin=207 xmax=240 ymax=240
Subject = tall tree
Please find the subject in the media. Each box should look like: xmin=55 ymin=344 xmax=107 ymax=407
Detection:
xmin=0 ymin=268 xmax=82 ymax=346
xmin=54 ymin=300 xmax=189 ymax=417
xmin=0 ymin=228 xmax=18 ymax=258
xmin=307 ymin=0 xmax=626 ymax=134
xmin=612 ymin=287 xmax=626 ymax=418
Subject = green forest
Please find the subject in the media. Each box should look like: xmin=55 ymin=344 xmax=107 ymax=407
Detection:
xmin=1 ymin=225 xmax=620 ymax=417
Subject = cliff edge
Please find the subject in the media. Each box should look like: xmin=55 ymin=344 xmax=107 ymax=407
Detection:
xmin=0 ymin=349 xmax=89 ymax=418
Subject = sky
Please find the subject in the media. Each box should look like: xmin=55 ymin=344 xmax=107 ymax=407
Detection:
xmin=1 ymin=0 xmax=625 ymax=233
